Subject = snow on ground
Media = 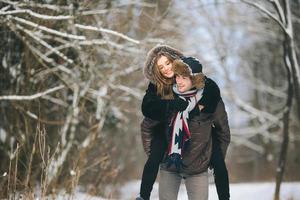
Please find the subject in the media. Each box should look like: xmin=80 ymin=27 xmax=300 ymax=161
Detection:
xmin=55 ymin=192 xmax=106 ymax=200
xmin=119 ymin=180 xmax=300 ymax=200
xmin=50 ymin=181 xmax=300 ymax=199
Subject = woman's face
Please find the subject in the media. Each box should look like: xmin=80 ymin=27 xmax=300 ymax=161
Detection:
xmin=175 ymin=75 xmax=193 ymax=93
xmin=156 ymin=56 xmax=174 ymax=78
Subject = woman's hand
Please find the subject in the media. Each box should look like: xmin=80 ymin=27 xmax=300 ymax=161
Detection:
xmin=169 ymin=97 xmax=189 ymax=112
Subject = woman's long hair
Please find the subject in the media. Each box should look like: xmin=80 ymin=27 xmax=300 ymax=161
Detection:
xmin=152 ymin=52 xmax=175 ymax=100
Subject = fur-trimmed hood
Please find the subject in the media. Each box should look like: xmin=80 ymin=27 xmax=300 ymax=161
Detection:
xmin=143 ymin=45 xmax=184 ymax=84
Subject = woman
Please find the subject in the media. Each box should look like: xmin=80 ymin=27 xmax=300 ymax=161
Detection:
xmin=137 ymin=45 xmax=230 ymax=200
xmin=137 ymin=45 xmax=188 ymax=200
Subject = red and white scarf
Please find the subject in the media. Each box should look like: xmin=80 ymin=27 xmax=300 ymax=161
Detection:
xmin=166 ymin=85 xmax=203 ymax=170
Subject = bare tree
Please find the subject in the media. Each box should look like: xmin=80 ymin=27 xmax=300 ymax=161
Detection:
xmin=234 ymin=0 xmax=299 ymax=198
xmin=0 ymin=0 xmax=149 ymax=197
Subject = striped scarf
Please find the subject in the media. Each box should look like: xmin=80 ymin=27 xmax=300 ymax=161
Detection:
xmin=166 ymin=85 xmax=203 ymax=171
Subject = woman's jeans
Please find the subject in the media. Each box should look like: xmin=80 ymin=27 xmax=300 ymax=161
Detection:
xmin=211 ymin=133 xmax=230 ymax=200
xmin=159 ymin=170 xmax=208 ymax=200
xmin=140 ymin=132 xmax=167 ymax=200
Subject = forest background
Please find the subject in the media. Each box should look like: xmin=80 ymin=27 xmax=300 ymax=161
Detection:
xmin=0 ymin=0 xmax=299 ymax=199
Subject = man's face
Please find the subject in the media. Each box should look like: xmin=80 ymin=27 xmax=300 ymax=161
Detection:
xmin=175 ymin=75 xmax=193 ymax=93
xmin=157 ymin=55 xmax=174 ymax=78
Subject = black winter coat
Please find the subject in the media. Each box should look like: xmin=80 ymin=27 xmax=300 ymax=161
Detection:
xmin=140 ymin=77 xmax=224 ymax=156
xmin=141 ymin=77 xmax=221 ymax=122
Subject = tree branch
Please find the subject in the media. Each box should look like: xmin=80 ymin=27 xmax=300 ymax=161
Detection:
xmin=74 ymin=24 xmax=140 ymax=44
xmin=0 ymin=9 xmax=73 ymax=20
xmin=11 ymin=16 xmax=86 ymax=40
xmin=268 ymin=0 xmax=286 ymax=24
xmin=0 ymin=85 xmax=65 ymax=101
xmin=15 ymin=23 xmax=74 ymax=64
xmin=239 ymin=0 xmax=288 ymax=35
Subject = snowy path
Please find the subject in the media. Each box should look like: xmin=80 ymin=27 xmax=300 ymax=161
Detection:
xmin=120 ymin=180 xmax=300 ymax=200
xmin=57 ymin=181 xmax=300 ymax=199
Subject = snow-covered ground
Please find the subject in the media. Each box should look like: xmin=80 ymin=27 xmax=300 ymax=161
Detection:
xmin=50 ymin=181 xmax=300 ymax=200
xmin=120 ymin=180 xmax=300 ymax=200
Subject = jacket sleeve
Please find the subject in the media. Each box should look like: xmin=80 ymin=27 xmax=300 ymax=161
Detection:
xmin=141 ymin=83 xmax=170 ymax=121
xmin=141 ymin=117 xmax=159 ymax=156
xmin=212 ymin=99 xmax=231 ymax=158
xmin=199 ymin=77 xmax=221 ymax=113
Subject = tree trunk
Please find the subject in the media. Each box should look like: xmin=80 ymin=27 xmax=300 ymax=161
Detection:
xmin=274 ymin=34 xmax=294 ymax=200
xmin=284 ymin=0 xmax=300 ymax=119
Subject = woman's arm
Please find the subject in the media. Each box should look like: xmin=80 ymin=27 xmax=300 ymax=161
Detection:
xmin=212 ymin=99 xmax=231 ymax=158
xmin=198 ymin=77 xmax=221 ymax=113
xmin=141 ymin=83 xmax=187 ymax=121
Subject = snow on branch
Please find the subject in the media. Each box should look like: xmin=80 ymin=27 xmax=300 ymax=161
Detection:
xmin=108 ymin=83 xmax=143 ymax=100
xmin=268 ymin=0 xmax=286 ymax=24
xmin=245 ymin=76 xmax=287 ymax=99
xmin=1 ymin=5 xmax=10 ymax=11
xmin=0 ymin=9 xmax=73 ymax=20
xmin=41 ymin=95 xmax=69 ymax=107
xmin=232 ymin=136 xmax=265 ymax=154
xmin=239 ymin=0 xmax=287 ymax=35
xmin=223 ymin=90 xmax=281 ymax=123
xmin=10 ymin=1 xmax=71 ymax=11
xmin=15 ymin=24 xmax=74 ymax=64
xmin=0 ymin=85 xmax=65 ymax=101
xmin=231 ymin=121 xmax=279 ymax=137
xmin=116 ymin=1 xmax=157 ymax=8
xmin=0 ymin=0 xmax=18 ymax=6
xmin=109 ymin=65 xmax=141 ymax=81
xmin=79 ymin=9 xmax=108 ymax=16
xmin=24 ymin=40 xmax=72 ymax=74
xmin=11 ymin=16 xmax=86 ymax=40
xmin=6 ymin=22 xmax=73 ymax=74
xmin=74 ymin=24 xmax=140 ymax=44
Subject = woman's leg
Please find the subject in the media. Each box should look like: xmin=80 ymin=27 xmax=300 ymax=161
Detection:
xmin=211 ymin=137 xmax=230 ymax=200
xmin=159 ymin=170 xmax=182 ymax=200
xmin=185 ymin=171 xmax=208 ymax=200
xmin=139 ymin=134 xmax=167 ymax=200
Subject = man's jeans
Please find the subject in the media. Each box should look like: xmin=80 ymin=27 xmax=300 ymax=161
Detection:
xmin=159 ymin=170 xmax=208 ymax=200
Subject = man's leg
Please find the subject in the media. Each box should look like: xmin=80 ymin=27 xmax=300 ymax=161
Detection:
xmin=185 ymin=171 xmax=208 ymax=200
xmin=159 ymin=170 xmax=182 ymax=200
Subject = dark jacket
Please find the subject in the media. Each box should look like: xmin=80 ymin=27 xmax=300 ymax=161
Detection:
xmin=140 ymin=78 xmax=227 ymax=159
xmin=160 ymin=99 xmax=230 ymax=175
xmin=141 ymin=77 xmax=221 ymax=121
xmin=140 ymin=81 xmax=230 ymax=174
